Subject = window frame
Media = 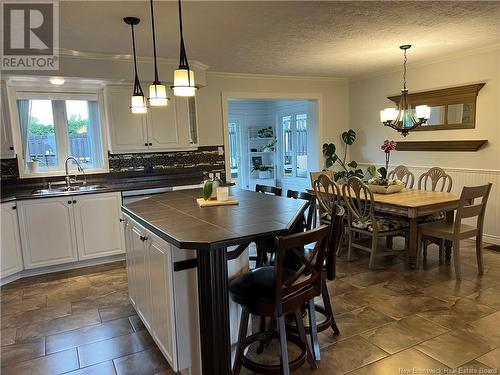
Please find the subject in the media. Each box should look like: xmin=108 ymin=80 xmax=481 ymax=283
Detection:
xmin=7 ymin=84 xmax=110 ymax=178
xmin=279 ymin=111 xmax=308 ymax=179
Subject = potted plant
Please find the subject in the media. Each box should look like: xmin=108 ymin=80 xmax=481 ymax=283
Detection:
xmin=366 ymin=140 xmax=404 ymax=194
xmin=252 ymin=164 xmax=272 ymax=179
xmin=257 ymin=127 xmax=274 ymax=138
xmin=26 ymin=156 xmax=40 ymax=174
xmin=263 ymin=138 xmax=277 ymax=152
xmin=323 ymin=129 xmax=364 ymax=182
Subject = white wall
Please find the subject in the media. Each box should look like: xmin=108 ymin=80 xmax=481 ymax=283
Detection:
xmin=349 ymin=48 xmax=500 ymax=244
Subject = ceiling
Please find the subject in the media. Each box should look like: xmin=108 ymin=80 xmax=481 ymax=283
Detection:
xmin=60 ymin=1 xmax=500 ymax=78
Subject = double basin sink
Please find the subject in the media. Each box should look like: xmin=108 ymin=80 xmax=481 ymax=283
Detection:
xmin=31 ymin=184 xmax=107 ymax=196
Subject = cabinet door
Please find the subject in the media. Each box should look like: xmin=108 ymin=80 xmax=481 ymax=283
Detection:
xmin=130 ymin=221 xmax=152 ymax=329
xmin=1 ymin=82 xmax=15 ymax=158
xmin=18 ymin=197 xmax=78 ymax=269
xmin=73 ymin=192 xmax=124 ymax=260
xmin=147 ymin=92 xmax=180 ymax=150
xmin=1 ymin=202 xmax=23 ymax=278
xmin=173 ymin=96 xmax=194 ymax=148
xmin=105 ymin=86 xmax=148 ymax=153
xmin=123 ymin=215 xmax=137 ymax=307
xmin=148 ymin=233 xmax=177 ymax=370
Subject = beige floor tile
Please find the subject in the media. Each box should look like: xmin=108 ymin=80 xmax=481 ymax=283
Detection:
xmin=0 ymin=336 xmax=45 ymax=367
xmin=476 ymin=347 xmax=500 ymax=369
xmin=416 ymin=329 xmax=495 ymax=368
xmin=64 ymin=361 xmax=117 ymax=375
xmin=0 ymin=327 xmax=17 ymax=346
xmin=465 ymin=284 xmax=500 ymax=309
xmin=113 ymin=347 xmax=169 ymax=375
xmin=420 ymin=278 xmax=484 ymax=302
xmin=361 ymin=315 xmax=449 ymax=354
xmin=465 ymin=311 xmax=500 ymax=347
xmin=0 ymin=347 xmax=79 ymax=375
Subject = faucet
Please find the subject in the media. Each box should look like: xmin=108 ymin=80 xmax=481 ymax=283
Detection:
xmin=64 ymin=156 xmax=86 ymax=188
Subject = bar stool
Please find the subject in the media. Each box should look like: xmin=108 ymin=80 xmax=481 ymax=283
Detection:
xmin=229 ymin=226 xmax=330 ymax=375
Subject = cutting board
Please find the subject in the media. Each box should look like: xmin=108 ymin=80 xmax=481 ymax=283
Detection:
xmin=196 ymin=197 xmax=239 ymax=207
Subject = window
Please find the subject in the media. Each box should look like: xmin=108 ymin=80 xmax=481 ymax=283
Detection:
xmin=281 ymin=113 xmax=308 ymax=178
xmin=16 ymin=92 xmax=106 ymax=176
xmin=228 ymin=120 xmax=240 ymax=180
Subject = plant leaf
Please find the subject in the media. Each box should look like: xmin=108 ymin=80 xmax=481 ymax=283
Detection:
xmin=325 ymin=158 xmax=334 ymax=168
xmin=323 ymin=143 xmax=336 ymax=157
xmin=334 ymin=171 xmax=345 ymax=182
xmin=355 ymin=169 xmax=364 ymax=178
xmin=342 ymin=129 xmax=356 ymax=145
xmin=378 ymin=167 xmax=387 ymax=179
xmin=347 ymin=160 xmax=358 ymax=169
xmin=367 ymin=165 xmax=377 ymax=177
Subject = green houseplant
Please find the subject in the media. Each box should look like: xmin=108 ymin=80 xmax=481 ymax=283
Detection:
xmin=322 ymin=129 xmax=364 ymax=182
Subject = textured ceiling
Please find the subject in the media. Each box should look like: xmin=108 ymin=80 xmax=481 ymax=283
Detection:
xmin=60 ymin=1 xmax=500 ymax=78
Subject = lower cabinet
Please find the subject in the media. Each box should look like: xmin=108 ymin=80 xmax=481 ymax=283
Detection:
xmin=1 ymin=202 xmax=24 ymax=278
xmin=123 ymin=214 xmax=199 ymax=373
xmin=18 ymin=192 xmax=124 ymax=269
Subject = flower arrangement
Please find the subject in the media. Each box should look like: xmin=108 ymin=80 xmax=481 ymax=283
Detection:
xmin=367 ymin=140 xmax=404 ymax=191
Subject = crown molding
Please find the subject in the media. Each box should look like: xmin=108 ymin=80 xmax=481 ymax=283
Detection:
xmin=206 ymin=71 xmax=348 ymax=82
xmin=350 ymin=43 xmax=500 ymax=83
xmin=58 ymin=48 xmax=209 ymax=71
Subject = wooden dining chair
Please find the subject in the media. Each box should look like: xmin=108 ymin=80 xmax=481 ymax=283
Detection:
xmin=417 ymin=183 xmax=492 ymax=279
xmin=387 ymin=165 xmax=415 ymax=188
xmin=286 ymin=190 xmax=316 ymax=231
xmin=256 ymin=184 xmax=282 ymax=196
xmin=342 ymin=177 xmax=409 ymax=269
xmin=309 ymin=170 xmax=334 ymax=188
xmin=417 ymin=167 xmax=453 ymax=262
xmin=230 ymin=226 xmax=330 ymax=375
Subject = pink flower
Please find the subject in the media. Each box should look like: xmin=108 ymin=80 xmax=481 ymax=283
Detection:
xmin=381 ymin=140 xmax=397 ymax=153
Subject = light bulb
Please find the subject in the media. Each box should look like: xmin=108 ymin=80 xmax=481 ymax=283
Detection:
xmin=173 ymin=69 xmax=196 ymax=97
xmin=148 ymin=83 xmax=168 ymax=106
xmin=380 ymin=108 xmax=397 ymax=123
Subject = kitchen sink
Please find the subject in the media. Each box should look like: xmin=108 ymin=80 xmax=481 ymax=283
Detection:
xmin=31 ymin=184 xmax=107 ymax=196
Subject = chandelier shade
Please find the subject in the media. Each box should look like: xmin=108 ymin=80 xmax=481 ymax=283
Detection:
xmin=124 ymin=16 xmax=148 ymax=114
xmin=380 ymin=45 xmax=430 ymax=136
xmin=172 ymin=0 xmax=197 ymax=97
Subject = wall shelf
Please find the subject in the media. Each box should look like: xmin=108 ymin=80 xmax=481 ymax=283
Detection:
xmin=395 ymin=140 xmax=488 ymax=152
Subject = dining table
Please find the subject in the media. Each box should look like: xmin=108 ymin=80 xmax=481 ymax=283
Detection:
xmin=309 ymin=186 xmax=461 ymax=268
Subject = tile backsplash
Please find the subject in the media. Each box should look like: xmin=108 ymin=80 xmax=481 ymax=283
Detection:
xmin=0 ymin=146 xmax=225 ymax=181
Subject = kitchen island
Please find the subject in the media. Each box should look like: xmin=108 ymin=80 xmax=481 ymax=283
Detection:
xmin=121 ymin=187 xmax=307 ymax=375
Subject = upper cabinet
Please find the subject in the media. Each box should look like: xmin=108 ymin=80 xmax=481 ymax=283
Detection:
xmin=104 ymin=86 xmax=198 ymax=154
xmin=1 ymin=82 xmax=15 ymax=158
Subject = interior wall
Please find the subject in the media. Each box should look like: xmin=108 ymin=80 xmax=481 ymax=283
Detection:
xmin=196 ymin=73 xmax=350 ymax=158
xmin=349 ymin=48 xmax=500 ymax=244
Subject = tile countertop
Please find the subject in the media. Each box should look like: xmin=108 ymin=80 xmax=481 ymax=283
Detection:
xmin=0 ymin=171 xmax=208 ymax=203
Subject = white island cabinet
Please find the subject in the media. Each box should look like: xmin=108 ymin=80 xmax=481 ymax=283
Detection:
xmin=1 ymin=202 xmax=24 ymax=279
xmin=18 ymin=192 xmax=124 ymax=269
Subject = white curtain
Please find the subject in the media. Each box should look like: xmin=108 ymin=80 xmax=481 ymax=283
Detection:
xmin=87 ymin=101 xmax=102 ymax=167
xmin=17 ymin=100 xmax=30 ymax=161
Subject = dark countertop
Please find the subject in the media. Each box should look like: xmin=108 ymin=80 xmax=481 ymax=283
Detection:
xmin=122 ymin=187 xmax=307 ymax=251
xmin=0 ymin=171 xmax=206 ymax=203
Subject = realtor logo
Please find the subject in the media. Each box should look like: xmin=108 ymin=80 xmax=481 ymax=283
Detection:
xmin=1 ymin=0 xmax=59 ymax=70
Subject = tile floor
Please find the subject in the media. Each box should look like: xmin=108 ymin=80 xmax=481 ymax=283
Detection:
xmin=1 ymin=240 xmax=499 ymax=375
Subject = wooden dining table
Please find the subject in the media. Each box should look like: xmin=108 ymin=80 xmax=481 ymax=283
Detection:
xmin=310 ymin=187 xmax=461 ymax=268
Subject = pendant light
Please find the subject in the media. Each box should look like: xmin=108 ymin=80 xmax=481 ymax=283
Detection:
xmin=124 ymin=17 xmax=148 ymax=114
xmin=172 ymin=0 xmax=197 ymax=97
xmin=148 ymin=0 xmax=168 ymax=106
xmin=380 ymin=45 xmax=430 ymax=136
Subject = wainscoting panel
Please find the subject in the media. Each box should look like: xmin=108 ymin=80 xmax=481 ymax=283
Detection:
xmin=359 ymin=164 xmax=500 ymax=245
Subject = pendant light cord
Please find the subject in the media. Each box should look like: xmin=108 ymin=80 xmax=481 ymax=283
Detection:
xmin=150 ymin=0 xmax=159 ymax=83
xmin=130 ymin=23 xmax=144 ymax=96
xmin=177 ymin=0 xmax=191 ymax=87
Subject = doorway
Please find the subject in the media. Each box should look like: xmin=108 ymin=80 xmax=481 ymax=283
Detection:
xmin=223 ymin=96 xmax=320 ymax=194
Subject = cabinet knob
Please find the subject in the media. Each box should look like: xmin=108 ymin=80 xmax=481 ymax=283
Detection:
xmin=9 ymin=146 xmax=14 ymax=150
xmin=68 ymin=200 xmax=72 ymax=204
xmin=12 ymin=206 xmax=16 ymax=210
xmin=119 ymin=218 xmax=124 ymax=222
xmin=148 ymin=142 xmax=152 ymax=146
xmin=72 ymin=200 xmax=77 ymax=204
xmin=144 ymin=143 xmax=148 ymax=146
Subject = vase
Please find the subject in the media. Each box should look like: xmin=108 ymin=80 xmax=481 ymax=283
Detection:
xmin=26 ymin=161 xmax=39 ymax=174
xmin=367 ymin=184 xmax=404 ymax=194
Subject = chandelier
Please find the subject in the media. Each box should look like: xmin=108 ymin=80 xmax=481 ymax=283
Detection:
xmin=380 ymin=45 xmax=430 ymax=136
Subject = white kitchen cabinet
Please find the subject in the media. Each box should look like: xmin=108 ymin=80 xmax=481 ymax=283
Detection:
xmin=1 ymin=202 xmax=24 ymax=278
xmin=105 ymin=85 xmax=198 ymax=153
xmin=1 ymin=82 xmax=15 ymax=158
xmin=17 ymin=192 xmax=125 ymax=270
xmin=18 ymin=197 xmax=79 ymax=269
xmin=123 ymin=215 xmax=137 ymax=307
xmin=104 ymin=86 xmax=149 ymax=153
xmin=73 ymin=192 xmax=124 ymax=260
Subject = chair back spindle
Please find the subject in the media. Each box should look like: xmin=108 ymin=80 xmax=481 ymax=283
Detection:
xmin=387 ymin=165 xmax=415 ymax=188
xmin=418 ymin=167 xmax=453 ymax=192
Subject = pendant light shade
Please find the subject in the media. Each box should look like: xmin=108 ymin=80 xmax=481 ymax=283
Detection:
xmin=172 ymin=0 xmax=197 ymax=97
xmin=380 ymin=45 xmax=430 ymax=136
xmin=124 ymin=17 xmax=148 ymax=114
xmin=148 ymin=0 xmax=169 ymax=106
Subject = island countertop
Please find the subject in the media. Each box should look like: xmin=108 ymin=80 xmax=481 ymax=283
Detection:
xmin=121 ymin=187 xmax=307 ymax=251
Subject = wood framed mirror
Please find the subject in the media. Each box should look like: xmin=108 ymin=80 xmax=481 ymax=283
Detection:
xmin=388 ymin=83 xmax=485 ymax=131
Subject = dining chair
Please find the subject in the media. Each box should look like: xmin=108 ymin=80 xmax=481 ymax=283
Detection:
xmin=417 ymin=183 xmax=492 ymax=279
xmin=255 ymin=184 xmax=282 ymax=196
xmin=342 ymin=177 xmax=409 ymax=269
xmin=286 ymin=190 xmax=316 ymax=231
xmin=387 ymin=165 xmax=415 ymax=188
xmin=230 ymin=225 xmax=330 ymax=375
xmin=309 ymin=170 xmax=334 ymax=188
xmin=417 ymin=167 xmax=453 ymax=262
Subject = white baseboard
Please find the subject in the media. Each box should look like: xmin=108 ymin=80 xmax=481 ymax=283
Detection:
xmin=483 ymin=234 xmax=500 ymax=246
xmin=1 ymin=254 xmax=125 ymax=286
